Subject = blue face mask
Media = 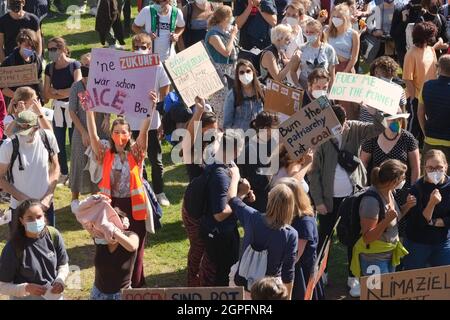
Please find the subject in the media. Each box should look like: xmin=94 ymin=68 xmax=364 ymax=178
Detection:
xmin=22 ymin=48 xmax=34 ymax=58
xmin=389 ymin=121 xmax=401 ymax=133
xmin=25 ymin=219 xmax=46 ymax=234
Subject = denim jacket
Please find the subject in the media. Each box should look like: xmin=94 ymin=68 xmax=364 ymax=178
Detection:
xmin=222 ymin=89 xmax=263 ymax=130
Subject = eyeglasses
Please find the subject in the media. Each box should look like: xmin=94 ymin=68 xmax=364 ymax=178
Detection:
xmin=426 ymin=166 xmax=445 ymax=172
xmin=238 ymin=69 xmax=252 ymax=75
xmin=47 ymin=47 xmax=58 ymax=52
xmin=133 ymin=46 xmax=148 ymax=51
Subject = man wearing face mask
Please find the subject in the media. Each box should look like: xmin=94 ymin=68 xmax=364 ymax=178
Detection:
xmin=0 ymin=0 xmax=41 ymax=63
xmin=0 ymin=110 xmax=60 ymax=230
xmin=301 ymin=68 xmax=331 ymax=107
xmin=418 ymin=54 xmax=450 ymax=169
xmin=1 ymin=29 xmax=43 ymax=104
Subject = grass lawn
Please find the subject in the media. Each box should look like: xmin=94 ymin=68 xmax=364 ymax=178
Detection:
xmin=0 ymin=0 xmax=351 ymax=300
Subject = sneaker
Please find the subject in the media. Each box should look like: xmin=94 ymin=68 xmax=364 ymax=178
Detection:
xmin=109 ymin=44 xmax=125 ymax=50
xmin=89 ymin=7 xmax=97 ymax=16
xmin=71 ymin=199 xmax=80 ymax=214
xmin=348 ymin=277 xmax=360 ymax=298
xmin=156 ymin=193 xmax=171 ymax=207
xmin=79 ymin=4 xmax=87 ymax=14
xmin=322 ymin=272 xmax=328 ymax=287
xmin=57 ymin=174 xmax=69 ymax=186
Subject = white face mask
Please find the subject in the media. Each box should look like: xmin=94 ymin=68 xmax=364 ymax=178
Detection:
xmin=311 ymin=90 xmax=327 ymax=99
xmin=239 ymin=72 xmax=254 ymax=86
xmin=395 ymin=180 xmax=406 ymax=190
xmin=427 ymin=171 xmax=445 ymax=185
xmin=136 ymin=49 xmax=150 ymax=54
xmin=332 ymin=17 xmax=344 ymax=28
xmin=285 ymin=17 xmax=298 ymax=27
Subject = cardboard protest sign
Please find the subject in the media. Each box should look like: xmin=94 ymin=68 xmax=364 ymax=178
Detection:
xmin=278 ymin=96 xmax=342 ymax=160
xmin=328 ymin=72 xmax=402 ymax=115
xmin=360 ymin=265 xmax=450 ymax=300
xmin=121 ymin=286 xmax=244 ymax=300
xmin=264 ymin=79 xmax=304 ymax=116
xmin=85 ymin=48 xmax=159 ymax=116
xmin=0 ymin=64 xmax=39 ymax=88
xmin=163 ymin=41 xmax=224 ymax=107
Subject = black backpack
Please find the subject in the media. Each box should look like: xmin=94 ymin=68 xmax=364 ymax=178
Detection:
xmin=7 ymin=129 xmax=54 ymax=184
xmin=336 ymin=188 xmax=385 ymax=247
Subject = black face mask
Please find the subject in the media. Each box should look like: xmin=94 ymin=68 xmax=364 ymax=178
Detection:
xmin=81 ymin=66 xmax=89 ymax=78
xmin=429 ymin=4 xmax=440 ymax=15
xmin=9 ymin=1 xmax=22 ymax=13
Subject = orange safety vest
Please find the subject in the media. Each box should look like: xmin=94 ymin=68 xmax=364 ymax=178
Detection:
xmin=98 ymin=150 xmax=147 ymax=221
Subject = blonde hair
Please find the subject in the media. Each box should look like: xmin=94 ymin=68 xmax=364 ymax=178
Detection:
xmin=80 ymin=53 xmax=91 ymax=66
xmin=270 ymin=24 xmax=293 ymax=45
xmin=9 ymin=87 xmax=36 ymax=114
xmin=424 ymin=149 xmax=448 ymax=168
xmin=306 ymin=19 xmax=324 ymax=42
xmin=132 ymin=32 xmax=152 ymax=47
xmin=208 ymin=6 xmax=232 ymax=28
xmin=265 ymin=184 xmax=295 ymax=229
xmin=274 ymin=177 xmax=314 ymax=218
xmin=328 ymin=4 xmax=352 ymax=38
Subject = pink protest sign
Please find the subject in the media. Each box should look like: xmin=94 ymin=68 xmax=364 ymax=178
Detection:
xmin=85 ymin=48 xmax=159 ymax=116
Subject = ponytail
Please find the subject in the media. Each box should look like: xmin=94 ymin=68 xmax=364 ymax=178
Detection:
xmin=370 ymin=159 xmax=407 ymax=188
xmin=370 ymin=166 xmax=382 ymax=188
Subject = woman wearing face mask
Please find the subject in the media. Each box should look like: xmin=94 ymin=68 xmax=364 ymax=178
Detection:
xmin=89 ymin=204 xmax=139 ymax=300
xmin=290 ymin=19 xmax=339 ymax=90
xmin=1 ymin=29 xmax=43 ymax=104
xmin=86 ymin=90 xmax=157 ymax=289
xmin=326 ymin=4 xmax=360 ymax=74
xmin=205 ymin=5 xmax=238 ymax=127
xmin=68 ymin=53 xmax=110 ymax=205
xmin=282 ymin=2 xmax=305 ymax=59
xmin=179 ymin=0 xmax=214 ymax=50
xmin=44 ymin=37 xmax=82 ymax=186
xmin=350 ymin=160 xmax=413 ymax=279
xmin=223 ymin=59 xmax=264 ymax=130
xmin=402 ymin=149 xmax=450 ymax=270
xmin=260 ymin=23 xmax=295 ymax=84
xmin=0 ymin=199 xmax=69 ymax=300
xmin=360 ymin=111 xmax=420 ymax=237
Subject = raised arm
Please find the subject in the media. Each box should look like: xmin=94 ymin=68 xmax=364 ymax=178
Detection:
xmin=86 ymin=110 xmax=103 ymax=158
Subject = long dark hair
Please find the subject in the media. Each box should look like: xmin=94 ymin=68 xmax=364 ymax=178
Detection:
xmin=11 ymin=199 xmax=47 ymax=252
xmin=109 ymin=118 xmax=133 ymax=154
xmin=234 ymin=59 xmax=264 ymax=106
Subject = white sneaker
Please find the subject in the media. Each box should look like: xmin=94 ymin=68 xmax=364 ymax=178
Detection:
xmin=89 ymin=7 xmax=97 ymax=16
xmin=322 ymin=272 xmax=328 ymax=286
xmin=156 ymin=193 xmax=170 ymax=207
xmin=109 ymin=44 xmax=125 ymax=50
xmin=57 ymin=174 xmax=69 ymax=186
xmin=71 ymin=200 xmax=80 ymax=214
xmin=348 ymin=277 xmax=360 ymax=298
xmin=79 ymin=4 xmax=87 ymax=13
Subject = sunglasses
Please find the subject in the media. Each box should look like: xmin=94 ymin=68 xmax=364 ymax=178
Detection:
xmin=134 ymin=46 xmax=148 ymax=51
xmin=238 ymin=69 xmax=252 ymax=75
xmin=47 ymin=47 xmax=58 ymax=52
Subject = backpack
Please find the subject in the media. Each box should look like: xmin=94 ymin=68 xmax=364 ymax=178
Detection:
xmin=7 ymin=129 xmax=55 ymax=184
xmin=336 ymin=188 xmax=385 ymax=247
xmin=150 ymin=5 xmax=178 ymax=34
xmin=161 ymin=92 xmax=192 ymax=145
xmin=15 ymin=226 xmax=58 ymax=260
xmin=183 ymin=165 xmax=216 ymax=219
xmin=48 ymin=60 xmax=76 ymax=80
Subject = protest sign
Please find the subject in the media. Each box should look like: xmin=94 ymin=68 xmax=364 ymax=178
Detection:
xmin=278 ymin=96 xmax=342 ymax=160
xmin=328 ymin=72 xmax=402 ymax=115
xmin=360 ymin=265 xmax=450 ymax=300
xmin=163 ymin=41 xmax=224 ymax=107
xmin=85 ymin=48 xmax=159 ymax=116
xmin=0 ymin=64 xmax=39 ymax=88
xmin=121 ymin=286 xmax=244 ymax=300
xmin=264 ymin=79 xmax=304 ymax=116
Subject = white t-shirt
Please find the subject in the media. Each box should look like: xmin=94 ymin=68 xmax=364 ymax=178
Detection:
xmin=3 ymin=114 xmax=14 ymax=126
xmin=0 ymin=129 xmax=60 ymax=209
xmin=134 ymin=6 xmax=185 ymax=62
xmin=125 ymin=62 xmax=171 ymax=131
xmin=332 ymin=135 xmax=353 ymax=198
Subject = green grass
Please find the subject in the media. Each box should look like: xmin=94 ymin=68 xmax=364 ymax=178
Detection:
xmin=0 ymin=0 xmax=352 ymax=300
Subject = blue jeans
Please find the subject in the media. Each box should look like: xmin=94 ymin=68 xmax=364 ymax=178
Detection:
xmin=53 ymin=122 xmax=73 ymax=176
xmin=402 ymin=238 xmax=450 ymax=270
xmin=360 ymin=255 xmax=395 ymax=277
xmin=90 ymin=285 xmax=121 ymax=300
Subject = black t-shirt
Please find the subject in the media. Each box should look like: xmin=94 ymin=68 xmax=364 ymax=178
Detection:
xmin=94 ymin=232 xmax=138 ymax=294
xmin=45 ymin=60 xmax=81 ymax=102
xmin=0 ymin=228 xmax=69 ymax=286
xmin=0 ymin=12 xmax=40 ymax=57
xmin=24 ymin=0 xmax=49 ymax=21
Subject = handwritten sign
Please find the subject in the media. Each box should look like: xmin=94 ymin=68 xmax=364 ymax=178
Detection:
xmin=164 ymin=41 xmax=224 ymax=107
xmin=85 ymin=48 xmax=159 ymax=116
xmin=278 ymin=96 xmax=342 ymax=160
xmin=360 ymin=265 xmax=450 ymax=300
xmin=121 ymin=286 xmax=244 ymax=300
xmin=264 ymin=79 xmax=304 ymax=116
xmin=0 ymin=64 xmax=39 ymax=88
xmin=328 ymin=72 xmax=403 ymax=115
